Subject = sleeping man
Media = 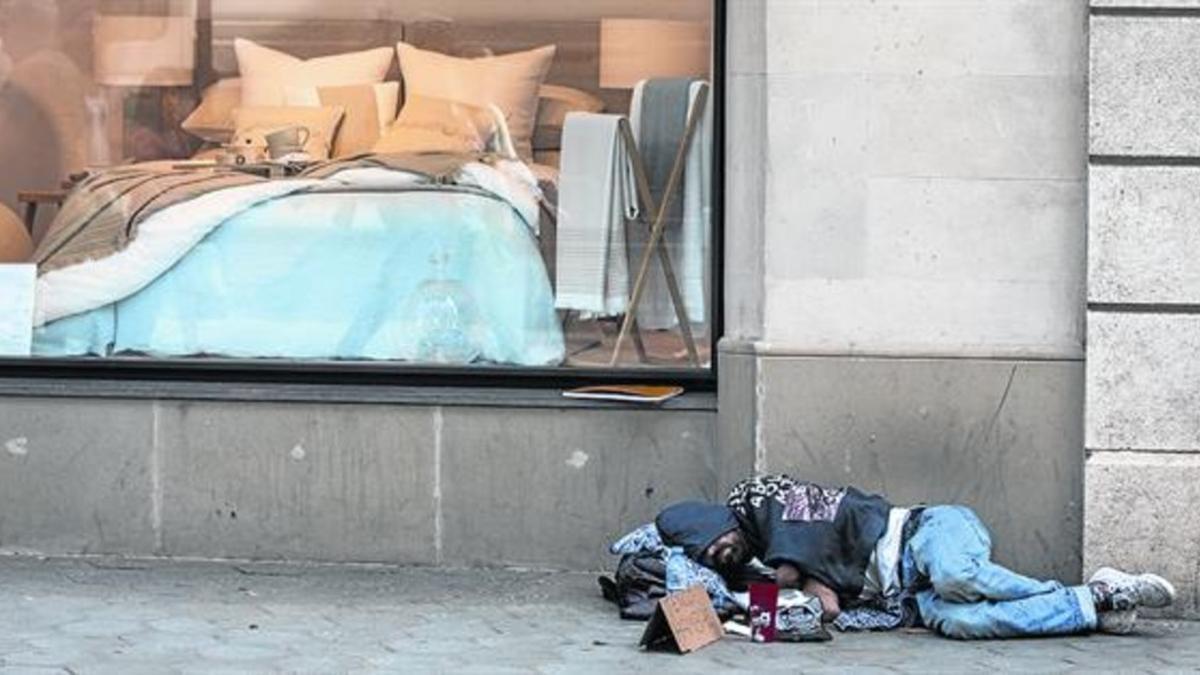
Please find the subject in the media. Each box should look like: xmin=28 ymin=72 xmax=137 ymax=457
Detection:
xmin=654 ymin=475 xmax=1175 ymax=639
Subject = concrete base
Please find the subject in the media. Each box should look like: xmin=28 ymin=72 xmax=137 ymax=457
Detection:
xmin=1085 ymin=452 xmax=1200 ymax=619
xmin=720 ymin=349 xmax=1084 ymax=582
xmin=0 ymin=397 xmax=716 ymax=570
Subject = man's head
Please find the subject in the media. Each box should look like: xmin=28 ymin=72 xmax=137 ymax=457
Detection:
xmin=655 ymin=501 xmax=751 ymax=573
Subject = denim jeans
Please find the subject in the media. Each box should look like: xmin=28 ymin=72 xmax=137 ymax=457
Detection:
xmin=904 ymin=506 xmax=1097 ymax=639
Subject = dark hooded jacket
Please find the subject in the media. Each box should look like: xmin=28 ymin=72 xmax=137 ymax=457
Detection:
xmin=727 ymin=475 xmax=892 ymax=600
xmin=655 ymin=501 xmax=740 ymax=561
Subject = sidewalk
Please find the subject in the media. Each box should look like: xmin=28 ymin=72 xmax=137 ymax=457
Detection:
xmin=0 ymin=557 xmax=1196 ymax=674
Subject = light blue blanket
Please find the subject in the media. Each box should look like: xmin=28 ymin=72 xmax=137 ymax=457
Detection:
xmin=34 ymin=190 xmax=564 ymax=366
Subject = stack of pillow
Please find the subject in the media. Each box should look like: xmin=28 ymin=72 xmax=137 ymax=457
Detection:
xmin=182 ymin=38 xmax=603 ymax=165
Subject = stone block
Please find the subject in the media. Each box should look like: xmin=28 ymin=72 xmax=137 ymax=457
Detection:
xmin=727 ymin=0 xmax=766 ymax=75
xmin=1089 ymin=166 xmax=1200 ymax=304
xmin=867 ymin=73 xmax=1085 ymax=181
xmin=0 ymin=397 xmax=156 ymax=555
xmin=724 ymin=72 xmax=767 ymax=340
xmin=1090 ymin=16 xmax=1200 ymax=156
xmin=1085 ymin=452 xmax=1200 ymax=618
xmin=439 ymin=407 xmax=718 ymax=570
xmin=157 ymin=401 xmax=436 ymax=563
xmin=763 ymin=276 xmax=1084 ymax=359
xmin=1092 ymin=0 xmax=1200 ymax=7
xmin=758 ymin=356 xmax=1084 ymax=581
xmin=1087 ymin=312 xmax=1200 ymax=451
xmin=766 ymin=0 xmax=1083 ymax=78
xmin=717 ymin=344 xmax=759 ymax=488
xmin=864 ymin=177 xmax=1084 ymax=285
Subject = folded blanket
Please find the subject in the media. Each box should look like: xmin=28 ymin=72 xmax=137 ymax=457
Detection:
xmin=34 ymin=167 xmax=265 ymax=274
xmin=554 ymin=112 xmax=638 ymax=316
xmin=629 ymin=78 xmax=711 ymax=329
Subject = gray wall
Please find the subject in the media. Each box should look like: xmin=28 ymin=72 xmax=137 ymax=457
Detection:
xmin=721 ymin=0 xmax=1088 ymax=581
xmin=0 ymin=395 xmax=716 ymax=570
xmin=1086 ymin=2 xmax=1200 ymax=618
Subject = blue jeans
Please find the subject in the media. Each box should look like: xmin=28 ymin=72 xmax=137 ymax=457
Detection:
xmin=904 ymin=506 xmax=1097 ymax=639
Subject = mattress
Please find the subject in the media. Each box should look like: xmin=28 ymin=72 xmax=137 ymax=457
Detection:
xmin=33 ymin=189 xmax=564 ymax=366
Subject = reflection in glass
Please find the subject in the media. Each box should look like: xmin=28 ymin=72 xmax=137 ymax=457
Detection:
xmin=2 ymin=0 xmax=714 ymax=371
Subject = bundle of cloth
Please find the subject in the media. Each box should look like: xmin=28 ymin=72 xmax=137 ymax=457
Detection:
xmin=599 ymin=520 xmax=829 ymax=642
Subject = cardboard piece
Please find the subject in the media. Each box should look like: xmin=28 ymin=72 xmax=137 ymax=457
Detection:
xmin=639 ymin=585 xmax=724 ymax=654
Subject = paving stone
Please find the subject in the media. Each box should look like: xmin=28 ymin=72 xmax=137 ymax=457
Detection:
xmin=0 ymin=557 xmax=1196 ymax=672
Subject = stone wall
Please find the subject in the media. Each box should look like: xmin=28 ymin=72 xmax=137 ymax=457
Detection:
xmin=721 ymin=0 xmax=1089 ymax=581
xmin=1086 ymin=1 xmax=1200 ymax=618
xmin=0 ymin=394 xmax=717 ymax=570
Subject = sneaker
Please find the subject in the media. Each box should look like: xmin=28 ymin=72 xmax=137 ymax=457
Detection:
xmin=1089 ymin=567 xmax=1176 ymax=611
xmin=1096 ymin=608 xmax=1138 ymax=635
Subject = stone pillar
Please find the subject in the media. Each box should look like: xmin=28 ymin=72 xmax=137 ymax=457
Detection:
xmin=1086 ymin=2 xmax=1200 ymax=618
xmin=720 ymin=0 xmax=1089 ymax=581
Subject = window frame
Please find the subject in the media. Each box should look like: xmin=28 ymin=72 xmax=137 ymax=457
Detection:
xmin=0 ymin=0 xmax=726 ymax=394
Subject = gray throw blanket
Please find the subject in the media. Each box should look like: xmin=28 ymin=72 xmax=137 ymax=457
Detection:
xmin=637 ymin=78 xmax=694 ymax=232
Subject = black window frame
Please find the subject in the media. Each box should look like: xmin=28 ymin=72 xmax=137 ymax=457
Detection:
xmin=0 ymin=0 xmax=726 ymax=394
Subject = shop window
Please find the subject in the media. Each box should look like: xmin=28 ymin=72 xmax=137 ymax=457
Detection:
xmin=0 ymin=0 xmax=719 ymax=380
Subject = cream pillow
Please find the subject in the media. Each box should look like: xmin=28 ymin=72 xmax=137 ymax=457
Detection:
xmin=284 ymin=82 xmax=399 ymax=157
xmin=235 ymin=38 xmax=394 ymax=107
xmin=394 ymin=42 xmax=555 ymax=161
xmin=182 ymin=77 xmax=242 ymax=144
xmin=231 ymin=106 xmax=345 ymax=160
xmin=373 ymin=95 xmax=496 ymax=155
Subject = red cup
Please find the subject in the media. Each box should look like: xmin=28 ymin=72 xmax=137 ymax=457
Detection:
xmin=748 ymin=582 xmax=780 ymax=643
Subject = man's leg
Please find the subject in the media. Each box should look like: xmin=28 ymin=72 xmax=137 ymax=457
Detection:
xmin=916 ymin=586 xmax=1097 ymax=640
xmin=907 ymin=506 xmax=1061 ymax=603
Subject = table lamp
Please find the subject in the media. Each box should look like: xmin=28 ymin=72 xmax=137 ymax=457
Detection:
xmin=93 ymin=15 xmax=196 ymax=162
xmin=599 ymin=18 xmax=709 ymax=90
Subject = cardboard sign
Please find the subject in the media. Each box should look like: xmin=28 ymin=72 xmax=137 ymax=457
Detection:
xmin=0 ymin=264 xmax=35 ymax=356
xmin=639 ymin=585 xmax=724 ymax=654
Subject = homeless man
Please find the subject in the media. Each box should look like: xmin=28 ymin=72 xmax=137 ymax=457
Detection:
xmin=655 ymin=474 xmax=1175 ymax=639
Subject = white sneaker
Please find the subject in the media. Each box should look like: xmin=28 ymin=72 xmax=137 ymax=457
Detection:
xmin=1096 ymin=608 xmax=1138 ymax=635
xmin=1089 ymin=567 xmax=1176 ymax=611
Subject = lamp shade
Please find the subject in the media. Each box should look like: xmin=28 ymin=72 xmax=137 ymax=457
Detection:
xmin=93 ymin=15 xmax=195 ymax=87
xmin=599 ymin=18 xmax=709 ymax=90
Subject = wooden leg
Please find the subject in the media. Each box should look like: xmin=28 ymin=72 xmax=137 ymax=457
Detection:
xmin=22 ymin=202 xmax=37 ymax=235
xmin=619 ymin=210 xmax=650 ymax=365
xmin=610 ymin=87 xmax=709 ymax=367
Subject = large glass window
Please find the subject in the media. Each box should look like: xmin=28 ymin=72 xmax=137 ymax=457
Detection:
xmin=0 ymin=0 xmax=716 ymax=376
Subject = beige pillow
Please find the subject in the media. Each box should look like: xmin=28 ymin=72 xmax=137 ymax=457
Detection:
xmin=182 ymin=78 xmax=242 ymax=144
xmin=395 ymin=42 xmax=555 ymax=161
xmin=532 ymin=84 xmax=605 ymax=160
xmin=373 ymin=95 xmax=496 ymax=155
xmin=284 ymin=82 xmax=399 ymax=157
xmin=235 ymin=38 xmax=394 ymax=107
xmin=535 ymin=84 xmax=605 ymax=134
xmin=231 ymin=106 xmax=346 ymax=160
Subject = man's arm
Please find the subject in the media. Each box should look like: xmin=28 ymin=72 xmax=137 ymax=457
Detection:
xmin=774 ymin=562 xmax=841 ymax=621
xmin=802 ymin=577 xmax=841 ymax=621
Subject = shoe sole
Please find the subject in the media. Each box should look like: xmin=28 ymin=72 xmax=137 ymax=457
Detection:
xmin=1097 ymin=609 xmax=1137 ymax=635
xmin=1091 ymin=567 xmax=1177 ymax=609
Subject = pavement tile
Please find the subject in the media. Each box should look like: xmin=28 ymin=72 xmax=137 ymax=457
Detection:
xmin=1 ymin=558 xmax=1199 ymax=673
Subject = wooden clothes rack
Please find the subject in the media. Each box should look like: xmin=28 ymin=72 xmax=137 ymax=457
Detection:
xmin=609 ymin=82 xmax=709 ymax=367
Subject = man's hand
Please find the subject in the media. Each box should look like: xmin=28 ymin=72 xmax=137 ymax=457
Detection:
xmin=774 ymin=562 xmax=802 ymax=588
xmin=802 ymin=578 xmax=841 ymax=621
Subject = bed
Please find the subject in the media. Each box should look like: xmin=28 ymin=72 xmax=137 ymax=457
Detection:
xmin=28 ymin=16 xmax=620 ymax=367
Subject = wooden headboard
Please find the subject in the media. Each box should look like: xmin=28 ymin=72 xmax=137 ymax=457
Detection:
xmin=198 ymin=16 xmax=630 ymax=115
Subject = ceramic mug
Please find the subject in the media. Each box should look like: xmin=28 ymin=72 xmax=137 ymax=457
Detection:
xmin=264 ymin=126 xmax=310 ymax=159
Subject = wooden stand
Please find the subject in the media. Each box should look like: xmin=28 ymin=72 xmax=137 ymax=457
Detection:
xmin=610 ymin=84 xmax=708 ymax=367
